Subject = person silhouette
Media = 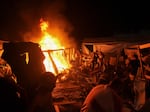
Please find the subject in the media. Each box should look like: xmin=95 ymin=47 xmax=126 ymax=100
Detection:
xmin=28 ymin=72 xmax=57 ymax=112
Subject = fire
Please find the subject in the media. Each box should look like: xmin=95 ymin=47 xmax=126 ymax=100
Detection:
xmin=39 ymin=19 xmax=71 ymax=75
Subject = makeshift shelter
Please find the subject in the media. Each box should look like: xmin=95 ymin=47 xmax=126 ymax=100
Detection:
xmin=81 ymin=36 xmax=150 ymax=110
xmin=81 ymin=37 xmax=150 ymax=56
xmin=81 ymin=36 xmax=150 ymax=75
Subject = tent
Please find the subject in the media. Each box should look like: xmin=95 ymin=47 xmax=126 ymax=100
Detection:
xmin=81 ymin=36 xmax=150 ymax=57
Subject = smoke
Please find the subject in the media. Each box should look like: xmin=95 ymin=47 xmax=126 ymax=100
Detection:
xmin=17 ymin=0 xmax=77 ymax=48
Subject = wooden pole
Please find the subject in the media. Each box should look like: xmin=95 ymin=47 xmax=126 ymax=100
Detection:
xmin=47 ymin=51 xmax=59 ymax=75
xmin=137 ymin=45 xmax=144 ymax=79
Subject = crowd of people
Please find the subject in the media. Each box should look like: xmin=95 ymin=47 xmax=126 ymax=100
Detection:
xmin=0 ymin=47 xmax=150 ymax=112
xmin=80 ymin=49 xmax=150 ymax=112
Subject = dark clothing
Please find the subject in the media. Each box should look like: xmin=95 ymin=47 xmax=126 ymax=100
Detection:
xmin=28 ymin=72 xmax=56 ymax=112
xmin=28 ymin=93 xmax=56 ymax=112
xmin=128 ymin=59 xmax=140 ymax=77
xmin=91 ymin=52 xmax=99 ymax=70
xmin=0 ymin=77 xmax=25 ymax=112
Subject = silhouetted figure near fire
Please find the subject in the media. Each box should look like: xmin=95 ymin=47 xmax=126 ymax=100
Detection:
xmin=128 ymin=54 xmax=140 ymax=81
xmin=28 ymin=72 xmax=57 ymax=112
xmin=0 ymin=58 xmax=27 ymax=112
xmin=91 ymin=50 xmax=100 ymax=70
xmin=1 ymin=42 xmax=46 ymax=111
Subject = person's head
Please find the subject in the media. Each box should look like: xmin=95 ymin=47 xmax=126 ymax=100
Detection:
xmin=108 ymin=77 xmax=125 ymax=95
xmin=132 ymin=54 xmax=138 ymax=60
xmin=109 ymin=77 xmax=121 ymax=87
xmin=38 ymin=72 xmax=57 ymax=92
xmin=98 ymin=71 xmax=111 ymax=85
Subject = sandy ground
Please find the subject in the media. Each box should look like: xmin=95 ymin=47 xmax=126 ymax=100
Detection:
xmin=52 ymin=78 xmax=94 ymax=112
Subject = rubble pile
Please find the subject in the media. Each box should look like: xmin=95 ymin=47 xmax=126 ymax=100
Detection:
xmin=52 ymin=66 xmax=96 ymax=104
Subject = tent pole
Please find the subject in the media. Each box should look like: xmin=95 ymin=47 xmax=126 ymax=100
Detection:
xmin=137 ymin=45 xmax=144 ymax=79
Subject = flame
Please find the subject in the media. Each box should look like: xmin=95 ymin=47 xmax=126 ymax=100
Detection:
xmin=39 ymin=19 xmax=71 ymax=75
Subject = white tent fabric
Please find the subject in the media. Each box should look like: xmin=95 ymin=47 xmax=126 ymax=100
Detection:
xmin=82 ymin=42 xmax=150 ymax=57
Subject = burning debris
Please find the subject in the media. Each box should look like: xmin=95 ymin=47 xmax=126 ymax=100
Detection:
xmin=52 ymin=64 xmax=96 ymax=105
xmin=0 ymin=18 xmax=92 ymax=109
xmin=0 ymin=40 xmax=97 ymax=112
xmin=39 ymin=18 xmax=75 ymax=75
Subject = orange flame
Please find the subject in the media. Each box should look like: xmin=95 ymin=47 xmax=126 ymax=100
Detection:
xmin=39 ymin=19 xmax=71 ymax=75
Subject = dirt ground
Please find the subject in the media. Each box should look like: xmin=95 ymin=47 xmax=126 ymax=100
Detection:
xmin=52 ymin=77 xmax=94 ymax=112
xmin=54 ymin=102 xmax=83 ymax=112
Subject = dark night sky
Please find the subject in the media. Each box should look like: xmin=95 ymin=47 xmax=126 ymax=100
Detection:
xmin=0 ymin=0 xmax=150 ymax=41
xmin=66 ymin=1 xmax=150 ymax=37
